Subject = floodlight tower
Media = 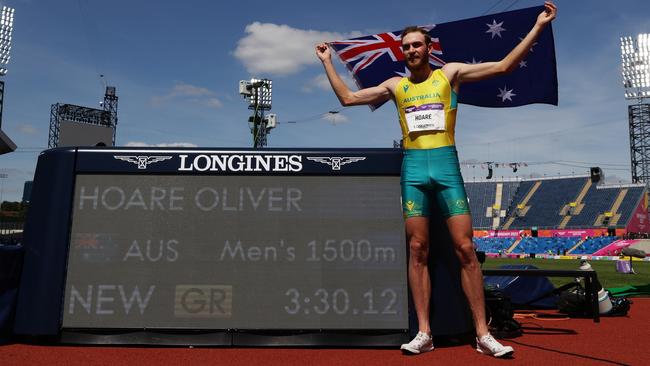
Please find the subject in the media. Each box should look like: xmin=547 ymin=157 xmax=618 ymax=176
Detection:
xmin=239 ymin=78 xmax=277 ymax=148
xmin=0 ymin=5 xmax=15 ymax=154
xmin=621 ymin=34 xmax=650 ymax=183
xmin=103 ymin=86 xmax=118 ymax=145
xmin=0 ymin=5 xmax=14 ymax=125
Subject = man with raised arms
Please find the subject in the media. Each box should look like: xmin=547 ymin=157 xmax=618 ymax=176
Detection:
xmin=315 ymin=2 xmax=557 ymax=357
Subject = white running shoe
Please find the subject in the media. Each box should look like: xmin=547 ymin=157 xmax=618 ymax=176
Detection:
xmin=400 ymin=331 xmax=434 ymax=354
xmin=476 ymin=334 xmax=514 ymax=357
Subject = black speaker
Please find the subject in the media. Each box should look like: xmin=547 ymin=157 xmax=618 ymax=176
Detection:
xmin=531 ymin=227 xmax=538 ymax=237
xmin=486 ymin=167 xmax=493 ymax=180
xmin=590 ymin=167 xmax=602 ymax=183
xmin=607 ymin=227 xmax=616 ymax=237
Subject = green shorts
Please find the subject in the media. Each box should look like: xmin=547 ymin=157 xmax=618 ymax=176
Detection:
xmin=401 ymin=146 xmax=470 ymax=218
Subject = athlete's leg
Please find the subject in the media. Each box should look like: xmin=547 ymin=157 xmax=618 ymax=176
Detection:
xmin=405 ymin=216 xmax=431 ymax=334
xmin=447 ymin=216 xmax=514 ymax=357
xmin=400 ymin=150 xmax=432 ymax=335
xmin=435 ymin=170 xmax=513 ymax=356
xmin=430 ymin=146 xmax=489 ymax=336
xmin=400 ymin=150 xmax=434 ymax=354
xmin=445 ymin=214 xmax=489 ymax=337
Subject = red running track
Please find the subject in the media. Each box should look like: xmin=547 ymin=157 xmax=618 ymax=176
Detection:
xmin=2 ymin=298 xmax=649 ymax=366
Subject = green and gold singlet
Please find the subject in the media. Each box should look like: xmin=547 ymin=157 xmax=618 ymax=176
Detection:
xmin=395 ymin=69 xmax=458 ymax=150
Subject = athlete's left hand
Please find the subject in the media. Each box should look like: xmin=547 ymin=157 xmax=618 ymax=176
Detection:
xmin=536 ymin=1 xmax=557 ymax=27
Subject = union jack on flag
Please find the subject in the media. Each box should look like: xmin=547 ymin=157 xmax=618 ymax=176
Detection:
xmin=330 ymin=29 xmax=445 ymax=75
xmin=328 ymin=6 xmax=557 ymax=110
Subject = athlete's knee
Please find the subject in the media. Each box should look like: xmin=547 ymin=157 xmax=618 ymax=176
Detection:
xmin=454 ymin=238 xmax=478 ymax=267
xmin=408 ymin=235 xmax=429 ymax=263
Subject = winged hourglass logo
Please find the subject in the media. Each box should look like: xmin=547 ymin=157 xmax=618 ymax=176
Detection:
xmin=113 ymin=155 xmax=173 ymax=169
xmin=306 ymin=157 xmax=366 ymax=170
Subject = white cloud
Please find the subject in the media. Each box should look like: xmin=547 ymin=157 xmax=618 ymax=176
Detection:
xmin=302 ymin=73 xmax=356 ymax=93
xmin=124 ymin=141 xmax=198 ymax=148
xmin=170 ymin=83 xmax=214 ymax=97
xmin=151 ymin=82 xmax=222 ymax=109
xmin=234 ymin=22 xmax=361 ymax=76
xmin=203 ymin=97 xmax=223 ymax=109
xmin=17 ymin=124 xmax=38 ymax=135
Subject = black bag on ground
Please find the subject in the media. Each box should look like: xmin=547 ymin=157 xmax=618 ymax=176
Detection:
xmin=558 ymin=286 xmax=632 ymax=317
xmin=557 ymin=286 xmax=588 ymax=316
xmin=606 ymin=296 xmax=631 ymax=317
xmin=485 ymin=288 xmax=521 ymax=337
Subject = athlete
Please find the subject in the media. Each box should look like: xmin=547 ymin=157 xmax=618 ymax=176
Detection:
xmin=315 ymin=2 xmax=557 ymax=357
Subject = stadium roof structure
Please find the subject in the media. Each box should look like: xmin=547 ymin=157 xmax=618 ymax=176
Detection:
xmin=0 ymin=126 xmax=15 ymax=154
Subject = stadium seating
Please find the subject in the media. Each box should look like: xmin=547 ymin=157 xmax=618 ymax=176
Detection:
xmin=464 ymin=181 xmax=524 ymax=229
xmin=466 ymin=177 xmax=646 ymax=231
xmin=570 ymin=236 xmax=618 ymax=255
xmin=507 ymin=177 xmax=587 ymax=229
xmin=473 ymin=237 xmax=515 ymax=254
xmin=510 ymin=236 xmax=581 ymax=255
xmin=465 ymin=181 xmax=496 ymax=229
xmin=464 ymin=176 xmax=646 ymax=255
xmin=566 ymin=186 xmax=619 ymax=228
xmin=474 ymin=235 xmax=618 ymax=255
xmin=502 ymin=180 xmax=535 ymax=219
xmin=617 ymin=186 xmax=645 ymax=225
xmin=500 ymin=181 xmax=520 ymax=218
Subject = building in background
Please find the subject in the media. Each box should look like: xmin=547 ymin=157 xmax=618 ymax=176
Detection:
xmin=21 ymin=180 xmax=32 ymax=204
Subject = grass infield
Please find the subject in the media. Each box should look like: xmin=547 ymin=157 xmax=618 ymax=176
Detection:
xmin=483 ymin=257 xmax=650 ymax=290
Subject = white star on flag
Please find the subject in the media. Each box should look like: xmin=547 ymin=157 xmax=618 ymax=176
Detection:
xmin=497 ymin=86 xmax=516 ymax=102
xmin=467 ymin=57 xmax=482 ymax=64
xmin=519 ymin=60 xmax=527 ymax=68
xmin=486 ymin=20 xmax=506 ymax=39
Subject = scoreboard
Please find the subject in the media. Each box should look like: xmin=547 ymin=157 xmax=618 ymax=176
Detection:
xmin=65 ymin=175 xmax=405 ymax=330
xmin=14 ymin=147 xmax=414 ymax=346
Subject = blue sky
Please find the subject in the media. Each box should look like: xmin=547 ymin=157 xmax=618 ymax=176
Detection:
xmin=0 ymin=0 xmax=649 ymax=201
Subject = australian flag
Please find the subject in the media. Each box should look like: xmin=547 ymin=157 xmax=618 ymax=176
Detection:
xmin=329 ymin=6 xmax=557 ymax=109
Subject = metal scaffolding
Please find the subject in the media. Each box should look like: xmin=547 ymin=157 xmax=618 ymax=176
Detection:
xmin=48 ymin=86 xmax=118 ymax=148
xmin=629 ymin=103 xmax=650 ymax=183
xmin=621 ymin=34 xmax=650 ymax=183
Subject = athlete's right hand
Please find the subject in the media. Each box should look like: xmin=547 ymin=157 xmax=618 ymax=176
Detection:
xmin=315 ymin=43 xmax=331 ymax=62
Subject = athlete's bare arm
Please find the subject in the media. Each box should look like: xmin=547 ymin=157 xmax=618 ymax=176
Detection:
xmin=316 ymin=43 xmax=400 ymax=106
xmin=442 ymin=1 xmax=557 ymax=90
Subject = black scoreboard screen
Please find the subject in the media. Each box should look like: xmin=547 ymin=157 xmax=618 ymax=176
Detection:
xmin=64 ymin=175 xmax=406 ymax=329
xmin=15 ymin=147 xmax=410 ymax=345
